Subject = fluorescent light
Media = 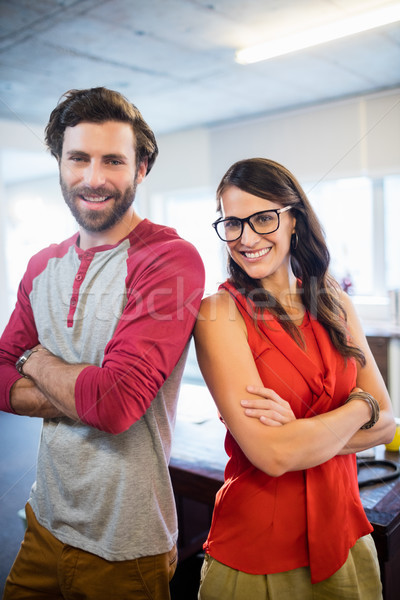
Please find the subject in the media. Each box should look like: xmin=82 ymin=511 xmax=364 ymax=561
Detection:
xmin=236 ymin=4 xmax=400 ymax=64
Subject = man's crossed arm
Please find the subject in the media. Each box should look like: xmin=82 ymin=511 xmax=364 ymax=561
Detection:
xmin=11 ymin=344 xmax=87 ymax=420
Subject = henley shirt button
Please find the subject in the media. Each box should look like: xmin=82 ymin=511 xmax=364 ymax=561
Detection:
xmin=75 ymin=274 xmax=83 ymax=281
xmin=71 ymin=298 xmax=77 ymax=306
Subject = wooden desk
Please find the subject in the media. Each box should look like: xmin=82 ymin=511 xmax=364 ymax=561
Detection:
xmin=170 ymin=415 xmax=225 ymax=560
xmin=367 ymin=335 xmax=390 ymax=387
xmin=358 ymin=446 xmax=400 ymax=600
xmin=170 ymin=413 xmax=400 ymax=600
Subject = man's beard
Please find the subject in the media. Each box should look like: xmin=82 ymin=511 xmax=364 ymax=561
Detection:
xmin=60 ymin=177 xmax=138 ymax=233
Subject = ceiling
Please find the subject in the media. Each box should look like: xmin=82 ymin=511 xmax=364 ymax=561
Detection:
xmin=0 ymin=0 xmax=400 ymax=136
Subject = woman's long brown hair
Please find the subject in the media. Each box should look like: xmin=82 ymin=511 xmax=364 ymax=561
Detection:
xmin=217 ymin=158 xmax=365 ymax=365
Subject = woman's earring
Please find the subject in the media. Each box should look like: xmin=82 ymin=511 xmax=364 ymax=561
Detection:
xmin=291 ymin=232 xmax=298 ymax=251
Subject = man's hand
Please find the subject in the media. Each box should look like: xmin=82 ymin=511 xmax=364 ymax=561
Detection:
xmin=241 ymin=385 xmax=296 ymax=426
xmin=22 ymin=344 xmax=89 ymax=421
xmin=10 ymin=377 xmax=64 ymax=418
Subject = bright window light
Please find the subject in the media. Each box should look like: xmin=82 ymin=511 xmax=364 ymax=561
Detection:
xmin=306 ymin=177 xmax=374 ymax=296
xmin=236 ymin=4 xmax=400 ymax=64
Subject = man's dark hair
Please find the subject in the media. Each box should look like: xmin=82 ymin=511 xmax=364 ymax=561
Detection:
xmin=45 ymin=87 xmax=158 ymax=174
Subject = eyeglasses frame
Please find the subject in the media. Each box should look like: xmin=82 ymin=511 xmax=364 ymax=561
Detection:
xmin=212 ymin=205 xmax=293 ymax=242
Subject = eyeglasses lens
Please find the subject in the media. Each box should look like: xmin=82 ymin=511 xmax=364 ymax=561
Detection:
xmin=218 ymin=218 xmax=241 ymax=241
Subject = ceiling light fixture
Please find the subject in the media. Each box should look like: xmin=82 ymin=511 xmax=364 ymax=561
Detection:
xmin=235 ymin=3 xmax=400 ymax=64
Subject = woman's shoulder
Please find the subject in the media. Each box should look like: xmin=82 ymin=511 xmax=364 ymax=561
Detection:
xmin=195 ymin=289 xmax=251 ymax=344
xmin=199 ymin=289 xmax=239 ymax=321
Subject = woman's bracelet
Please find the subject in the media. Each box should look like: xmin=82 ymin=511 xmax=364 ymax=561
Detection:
xmin=345 ymin=391 xmax=380 ymax=430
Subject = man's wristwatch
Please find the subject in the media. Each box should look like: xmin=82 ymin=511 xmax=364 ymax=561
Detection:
xmin=15 ymin=348 xmax=37 ymax=376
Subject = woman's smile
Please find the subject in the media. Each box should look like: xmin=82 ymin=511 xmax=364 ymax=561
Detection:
xmin=240 ymin=246 xmax=272 ymax=260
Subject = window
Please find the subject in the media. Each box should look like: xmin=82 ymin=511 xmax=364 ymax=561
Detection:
xmin=306 ymin=175 xmax=400 ymax=299
xmin=161 ymin=189 xmax=225 ymax=296
xmin=384 ymin=175 xmax=400 ymax=291
xmin=6 ymin=190 xmax=76 ymax=311
xmin=306 ymin=177 xmax=374 ymax=296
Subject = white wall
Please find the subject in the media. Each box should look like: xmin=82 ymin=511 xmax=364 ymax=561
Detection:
xmin=0 ymin=120 xmax=46 ymax=152
xmin=144 ymin=87 xmax=400 ymax=203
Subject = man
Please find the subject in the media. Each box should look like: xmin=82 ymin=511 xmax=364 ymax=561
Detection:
xmin=0 ymin=87 xmax=205 ymax=599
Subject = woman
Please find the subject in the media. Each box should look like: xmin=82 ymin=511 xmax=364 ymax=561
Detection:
xmin=194 ymin=158 xmax=395 ymax=600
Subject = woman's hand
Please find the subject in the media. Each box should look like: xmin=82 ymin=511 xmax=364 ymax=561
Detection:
xmin=241 ymin=385 xmax=296 ymax=426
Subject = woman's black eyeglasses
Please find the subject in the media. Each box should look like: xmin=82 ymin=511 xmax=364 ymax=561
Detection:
xmin=212 ymin=206 xmax=292 ymax=242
